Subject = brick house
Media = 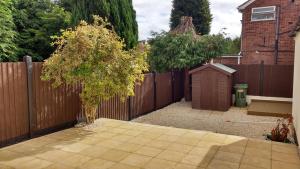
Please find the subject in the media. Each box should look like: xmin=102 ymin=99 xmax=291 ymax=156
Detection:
xmin=239 ymin=0 xmax=300 ymax=65
xmin=215 ymin=0 xmax=300 ymax=65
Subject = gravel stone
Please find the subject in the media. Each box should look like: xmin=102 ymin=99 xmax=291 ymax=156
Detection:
xmin=132 ymin=101 xmax=279 ymax=140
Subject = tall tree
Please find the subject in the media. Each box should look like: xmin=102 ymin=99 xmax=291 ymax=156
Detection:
xmin=59 ymin=0 xmax=138 ymax=49
xmin=0 ymin=0 xmax=18 ymax=61
xmin=170 ymin=0 xmax=212 ymax=35
xmin=13 ymin=0 xmax=71 ymax=61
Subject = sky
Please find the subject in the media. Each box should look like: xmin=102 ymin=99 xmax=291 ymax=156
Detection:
xmin=133 ymin=0 xmax=246 ymax=40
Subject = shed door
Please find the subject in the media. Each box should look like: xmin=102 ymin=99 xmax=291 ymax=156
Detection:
xmin=200 ymin=72 xmax=215 ymax=109
xmin=193 ymin=69 xmax=229 ymax=111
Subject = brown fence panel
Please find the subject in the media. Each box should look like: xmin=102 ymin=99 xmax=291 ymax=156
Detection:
xmin=173 ymin=71 xmax=184 ymax=102
xmin=263 ymin=65 xmax=294 ymax=98
xmin=32 ymin=63 xmax=81 ymax=133
xmin=0 ymin=63 xmax=29 ymax=146
xmin=228 ymin=64 xmax=261 ymax=96
xmin=227 ymin=64 xmax=293 ymax=98
xmin=155 ymin=72 xmax=173 ymax=109
xmin=130 ymin=73 xmax=155 ymax=119
xmin=96 ymin=95 xmax=129 ymax=121
xmin=0 ymin=61 xmax=184 ymax=147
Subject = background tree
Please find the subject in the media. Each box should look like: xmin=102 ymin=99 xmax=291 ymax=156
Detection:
xmin=223 ymin=37 xmax=241 ymax=55
xmin=42 ymin=16 xmax=148 ymax=124
xmin=0 ymin=0 xmax=18 ymax=61
xmin=13 ymin=0 xmax=71 ymax=61
xmin=148 ymin=32 xmax=225 ymax=72
xmin=59 ymin=0 xmax=138 ymax=49
xmin=170 ymin=0 xmax=212 ymax=35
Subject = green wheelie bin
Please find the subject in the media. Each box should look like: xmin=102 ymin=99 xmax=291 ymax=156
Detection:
xmin=234 ymin=84 xmax=248 ymax=107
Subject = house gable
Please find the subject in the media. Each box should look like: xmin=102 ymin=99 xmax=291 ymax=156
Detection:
xmin=238 ymin=0 xmax=256 ymax=12
xmin=238 ymin=0 xmax=299 ymax=65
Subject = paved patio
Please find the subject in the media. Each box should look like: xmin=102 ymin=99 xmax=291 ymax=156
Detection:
xmin=0 ymin=118 xmax=299 ymax=169
xmin=133 ymin=102 xmax=280 ymax=139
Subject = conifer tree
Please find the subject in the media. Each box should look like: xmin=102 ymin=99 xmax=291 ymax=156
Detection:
xmin=170 ymin=0 xmax=212 ymax=35
xmin=59 ymin=0 xmax=138 ymax=49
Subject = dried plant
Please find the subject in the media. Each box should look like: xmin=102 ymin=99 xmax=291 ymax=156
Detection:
xmin=266 ymin=116 xmax=295 ymax=143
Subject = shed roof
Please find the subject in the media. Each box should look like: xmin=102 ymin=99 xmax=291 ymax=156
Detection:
xmin=238 ymin=0 xmax=256 ymax=12
xmin=289 ymin=16 xmax=300 ymax=37
xmin=189 ymin=63 xmax=236 ymax=76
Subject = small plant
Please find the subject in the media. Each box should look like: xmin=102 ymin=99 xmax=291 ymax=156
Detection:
xmin=265 ymin=116 xmax=295 ymax=143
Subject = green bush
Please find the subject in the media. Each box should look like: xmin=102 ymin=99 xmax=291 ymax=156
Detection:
xmin=148 ymin=32 xmax=225 ymax=72
xmin=0 ymin=0 xmax=18 ymax=61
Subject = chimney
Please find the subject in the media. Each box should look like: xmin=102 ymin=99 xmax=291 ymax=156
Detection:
xmin=170 ymin=16 xmax=199 ymax=38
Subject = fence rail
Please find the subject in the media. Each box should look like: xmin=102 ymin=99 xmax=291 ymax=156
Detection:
xmin=0 ymin=59 xmax=184 ymax=147
xmin=227 ymin=64 xmax=294 ymax=98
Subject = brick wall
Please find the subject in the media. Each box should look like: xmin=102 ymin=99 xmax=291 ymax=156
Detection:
xmin=213 ymin=57 xmax=240 ymax=65
xmin=240 ymin=0 xmax=300 ymax=65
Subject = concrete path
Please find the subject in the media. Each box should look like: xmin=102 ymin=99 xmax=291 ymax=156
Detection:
xmin=0 ymin=119 xmax=299 ymax=169
xmin=133 ymin=101 xmax=280 ymax=140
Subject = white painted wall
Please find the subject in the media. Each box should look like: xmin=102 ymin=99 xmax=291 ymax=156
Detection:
xmin=232 ymin=95 xmax=292 ymax=105
xmin=293 ymin=33 xmax=300 ymax=148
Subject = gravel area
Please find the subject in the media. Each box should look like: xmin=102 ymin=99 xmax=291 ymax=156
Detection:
xmin=132 ymin=101 xmax=280 ymax=140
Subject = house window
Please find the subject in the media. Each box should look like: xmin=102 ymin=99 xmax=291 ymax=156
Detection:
xmin=251 ymin=6 xmax=276 ymax=21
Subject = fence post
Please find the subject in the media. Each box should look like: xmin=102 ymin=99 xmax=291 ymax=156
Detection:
xmin=23 ymin=56 xmax=34 ymax=138
xmin=127 ymin=96 xmax=132 ymax=121
xmin=171 ymin=70 xmax=175 ymax=102
xmin=153 ymin=72 xmax=157 ymax=111
xmin=259 ymin=61 xmax=264 ymax=96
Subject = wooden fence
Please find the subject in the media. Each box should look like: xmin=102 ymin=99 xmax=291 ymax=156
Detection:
xmin=227 ymin=64 xmax=294 ymax=98
xmin=0 ymin=63 xmax=29 ymax=146
xmin=0 ymin=59 xmax=184 ymax=147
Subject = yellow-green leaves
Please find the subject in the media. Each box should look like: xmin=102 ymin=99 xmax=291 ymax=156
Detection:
xmin=42 ymin=16 xmax=149 ymax=123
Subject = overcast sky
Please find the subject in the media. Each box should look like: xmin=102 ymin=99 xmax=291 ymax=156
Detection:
xmin=133 ymin=0 xmax=245 ymax=40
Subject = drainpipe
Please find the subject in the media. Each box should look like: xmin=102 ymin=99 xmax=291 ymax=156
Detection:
xmin=275 ymin=6 xmax=281 ymax=65
xmin=239 ymin=19 xmax=243 ymax=65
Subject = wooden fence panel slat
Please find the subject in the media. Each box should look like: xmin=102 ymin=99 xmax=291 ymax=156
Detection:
xmin=156 ymin=72 xmax=173 ymax=109
xmin=4 ymin=64 xmax=11 ymax=143
xmin=0 ymin=64 xmax=4 ymax=144
xmin=173 ymin=71 xmax=184 ymax=102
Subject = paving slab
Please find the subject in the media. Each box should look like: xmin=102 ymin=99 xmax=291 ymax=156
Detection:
xmin=0 ymin=118 xmax=299 ymax=169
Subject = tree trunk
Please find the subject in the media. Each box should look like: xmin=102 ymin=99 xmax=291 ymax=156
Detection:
xmin=84 ymin=105 xmax=97 ymax=124
xmin=184 ymin=68 xmax=191 ymax=101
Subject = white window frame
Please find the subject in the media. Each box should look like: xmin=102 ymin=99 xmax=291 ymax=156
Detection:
xmin=251 ymin=6 xmax=276 ymax=22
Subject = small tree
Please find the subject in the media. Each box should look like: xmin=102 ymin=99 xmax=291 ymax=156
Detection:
xmin=42 ymin=16 xmax=148 ymax=124
xmin=223 ymin=37 xmax=241 ymax=55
